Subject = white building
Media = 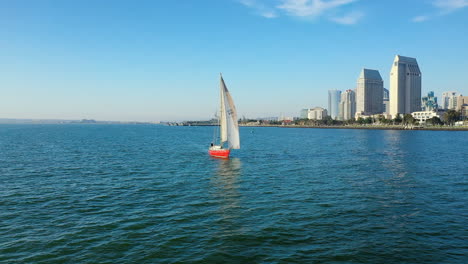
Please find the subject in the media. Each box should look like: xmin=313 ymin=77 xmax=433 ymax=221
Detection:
xmin=328 ymin=90 xmax=341 ymax=120
xmin=308 ymin=107 xmax=327 ymax=120
xmin=441 ymin=91 xmax=458 ymax=110
xmin=338 ymin=89 xmax=356 ymax=121
xmin=411 ymin=111 xmax=440 ymax=123
xmin=356 ymin=69 xmax=384 ymax=115
xmin=390 ymin=55 xmax=422 ymax=117
xmin=355 ymin=112 xmax=391 ymax=120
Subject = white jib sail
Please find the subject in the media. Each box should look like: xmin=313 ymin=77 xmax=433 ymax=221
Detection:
xmin=220 ymin=76 xmax=240 ymax=149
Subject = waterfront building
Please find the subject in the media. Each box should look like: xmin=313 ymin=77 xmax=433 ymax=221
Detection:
xmin=328 ymin=90 xmax=341 ymax=120
xmin=356 ymin=69 xmax=384 ymax=116
xmin=338 ymin=89 xmax=356 ymax=121
xmin=456 ymin=95 xmax=468 ymax=111
xmin=421 ymin=91 xmax=438 ymax=111
xmin=278 ymin=115 xmax=294 ymax=122
xmin=411 ymin=111 xmax=441 ymax=124
xmin=383 ymin=88 xmax=390 ymax=114
xmin=308 ymin=107 xmax=327 ymax=120
xmin=355 ymin=112 xmax=391 ymax=120
xmin=441 ymin=91 xmax=458 ymax=109
xmin=299 ymin=109 xmax=308 ymax=119
xmin=258 ymin=117 xmax=279 ymax=121
xmin=390 ymin=55 xmax=422 ymax=117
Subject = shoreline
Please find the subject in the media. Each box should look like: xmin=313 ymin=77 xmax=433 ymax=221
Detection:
xmin=180 ymin=123 xmax=468 ymax=131
xmin=11 ymin=122 xmax=465 ymax=131
xmin=240 ymin=124 xmax=468 ymax=131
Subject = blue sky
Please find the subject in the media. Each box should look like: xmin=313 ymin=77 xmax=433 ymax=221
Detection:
xmin=1 ymin=0 xmax=467 ymax=121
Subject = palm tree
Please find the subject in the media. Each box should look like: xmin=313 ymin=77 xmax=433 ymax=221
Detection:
xmin=427 ymin=116 xmax=443 ymax=126
xmin=393 ymin=114 xmax=402 ymax=125
xmin=403 ymin=114 xmax=416 ymax=125
xmin=444 ymin=110 xmax=460 ymax=126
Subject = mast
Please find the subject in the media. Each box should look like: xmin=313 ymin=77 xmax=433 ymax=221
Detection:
xmin=219 ymin=73 xmax=227 ymax=144
xmin=212 ymin=111 xmax=219 ymax=145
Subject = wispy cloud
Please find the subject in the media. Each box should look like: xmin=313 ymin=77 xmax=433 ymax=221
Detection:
xmin=433 ymin=0 xmax=468 ymax=12
xmin=412 ymin=0 xmax=468 ymax=22
xmin=330 ymin=10 xmax=364 ymax=25
xmin=239 ymin=0 xmax=278 ymax=18
xmin=260 ymin=11 xmax=278 ymax=18
xmin=238 ymin=0 xmax=363 ymax=24
xmin=412 ymin=15 xmax=430 ymax=23
xmin=277 ymin=0 xmax=356 ymax=17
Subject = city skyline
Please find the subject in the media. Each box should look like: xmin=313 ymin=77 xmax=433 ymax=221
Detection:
xmin=1 ymin=0 xmax=468 ymax=122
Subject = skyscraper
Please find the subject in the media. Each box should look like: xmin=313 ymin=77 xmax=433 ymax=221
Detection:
xmin=356 ymin=69 xmax=383 ymax=115
xmin=441 ymin=91 xmax=458 ymax=110
xmin=328 ymin=90 xmax=341 ymax=120
xmin=456 ymin=95 xmax=468 ymax=111
xmin=383 ymin=88 xmax=389 ymax=100
xmin=390 ymin=55 xmax=422 ymax=117
xmin=383 ymin=88 xmax=390 ymax=114
xmin=339 ymin=89 xmax=356 ymax=121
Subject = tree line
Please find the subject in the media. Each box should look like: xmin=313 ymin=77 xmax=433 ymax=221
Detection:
xmin=241 ymin=110 xmax=463 ymax=127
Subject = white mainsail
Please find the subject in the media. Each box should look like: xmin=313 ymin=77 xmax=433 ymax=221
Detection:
xmin=219 ymin=78 xmax=227 ymax=143
xmin=219 ymin=75 xmax=240 ymax=149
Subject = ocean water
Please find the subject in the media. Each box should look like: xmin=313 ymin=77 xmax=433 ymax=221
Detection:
xmin=0 ymin=124 xmax=467 ymax=263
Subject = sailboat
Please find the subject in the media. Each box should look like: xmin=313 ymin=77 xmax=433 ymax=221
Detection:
xmin=209 ymin=74 xmax=240 ymax=158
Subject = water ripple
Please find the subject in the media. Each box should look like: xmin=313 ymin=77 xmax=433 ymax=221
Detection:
xmin=0 ymin=125 xmax=467 ymax=263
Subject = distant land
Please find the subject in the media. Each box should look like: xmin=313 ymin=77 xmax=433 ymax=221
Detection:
xmin=0 ymin=118 xmax=158 ymax=125
xmin=168 ymin=118 xmax=468 ymax=131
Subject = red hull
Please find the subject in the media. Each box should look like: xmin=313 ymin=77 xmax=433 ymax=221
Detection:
xmin=209 ymin=149 xmax=230 ymax=158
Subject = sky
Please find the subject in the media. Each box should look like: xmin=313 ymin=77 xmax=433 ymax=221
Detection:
xmin=1 ymin=0 xmax=468 ymax=122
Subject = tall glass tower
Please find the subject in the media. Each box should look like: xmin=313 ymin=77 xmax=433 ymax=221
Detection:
xmin=328 ymin=90 xmax=341 ymax=120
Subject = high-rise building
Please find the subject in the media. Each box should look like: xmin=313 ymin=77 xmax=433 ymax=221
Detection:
xmin=338 ymin=89 xmax=356 ymax=121
xmin=299 ymin=109 xmax=308 ymax=119
xmin=421 ymin=91 xmax=438 ymax=111
xmin=308 ymin=107 xmax=327 ymax=120
xmin=356 ymin=69 xmax=383 ymax=116
xmin=383 ymin=88 xmax=389 ymax=100
xmin=390 ymin=55 xmax=422 ymax=117
xmin=383 ymin=88 xmax=390 ymax=114
xmin=328 ymin=90 xmax=341 ymax=120
xmin=456 ymin=95 xmax=468 ymax=111
xmin=461 ymin=106 xmax=468 ymax=120
xmin=441 ymin=91 xmax=458 ymax=110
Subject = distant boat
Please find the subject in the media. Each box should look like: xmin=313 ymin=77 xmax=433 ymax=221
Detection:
xmin=209 ymin=74 xmax=240 ymax=158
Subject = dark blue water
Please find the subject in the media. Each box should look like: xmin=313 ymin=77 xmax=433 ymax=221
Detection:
xmin=0 ymin=125 xmax=467 ymax=263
